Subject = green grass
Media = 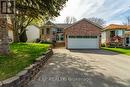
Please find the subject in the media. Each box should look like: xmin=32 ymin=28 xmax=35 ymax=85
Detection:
xmin=102 ymin=47 xmax=130 ymax=56
xmin=0 ymin=43 xmax=50 ymax=80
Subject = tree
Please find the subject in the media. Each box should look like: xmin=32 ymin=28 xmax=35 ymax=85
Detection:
xmin=87 ymin=17 xmax=105 ymax=27
xmin=64 ymin=16 xmax=77 ymax=24
xmin=112 ymin=35 xmax=123 ymax=47
xmin=12 ymin=0 xmax=68 ymax=42
xmin=19 ymin=27 xmax=28 ymax=42
xmin=0 ymin=17 xmax=9 ymax=55
xmin=0 ymin=0 xmax=68 ymax=55
xmin=122 ymin=16 xmax=130 ymax=25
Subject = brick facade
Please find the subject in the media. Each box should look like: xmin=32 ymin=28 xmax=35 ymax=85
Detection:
xmin=64 ymin=18 xmax=102 ymax=48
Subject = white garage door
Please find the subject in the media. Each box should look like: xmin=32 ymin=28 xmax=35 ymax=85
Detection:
xmin=68 ymin=36 xmax=99 ymax=49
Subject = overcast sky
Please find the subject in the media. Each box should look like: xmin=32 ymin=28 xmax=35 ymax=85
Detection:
xmin=55 ymin=0 xmax=130 ymax=25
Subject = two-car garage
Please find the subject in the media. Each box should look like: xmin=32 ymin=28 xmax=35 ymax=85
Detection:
xmin=65 ymin=18 xmax=102 ymax=49
xmin=67 ymin=36 xmax=99 ymax=49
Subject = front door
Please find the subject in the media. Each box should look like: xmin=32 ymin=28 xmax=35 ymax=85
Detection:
xmin=56 ymin=34 xmax=64 ymax=42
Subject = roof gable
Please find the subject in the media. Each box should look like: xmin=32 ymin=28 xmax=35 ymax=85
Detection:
xmin=55 ymin=24 xmax=72 ymax=29
xmin=65 ymin=18 xmax=103 ymax=30
xmin=43 ymin=21 xmax=71 ymax=29
xmin=45 ymin=21 xmax=55 ymax=25
xmin=43 ymin=21 xmax=56 ymax=27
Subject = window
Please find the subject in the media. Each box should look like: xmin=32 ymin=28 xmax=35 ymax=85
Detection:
xmin=1 ymin=1 xmax=6 ymax=13
xmin=117 ymin=30 xmax=123 ymax=36
xmin=57 ymin=28 xmax=63 ymax=33
xmin=110 ymin=31 xmax=115 ymax=37
xmin=46 ymin=28 xmax=50 ymax=34
xmin=42 ymin=29 xmax=44 ymax=34
xmin=126 ymin=37 xmax=129 ymax=44
xmin=60 ymin=34 xmax=64 ymax=41
xmin=1 ymin=1 xmax=14 ymax=14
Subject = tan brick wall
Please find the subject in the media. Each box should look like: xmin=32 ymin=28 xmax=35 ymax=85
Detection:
xmin=65 ymin=19 xmax=101 ymax=48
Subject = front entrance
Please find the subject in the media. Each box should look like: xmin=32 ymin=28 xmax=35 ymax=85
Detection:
xmin=56 ymin=34 xmax=64 ymax=42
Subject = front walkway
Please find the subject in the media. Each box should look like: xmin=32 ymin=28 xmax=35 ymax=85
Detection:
xmin=28 ymin=48 xmax=130 ymax=87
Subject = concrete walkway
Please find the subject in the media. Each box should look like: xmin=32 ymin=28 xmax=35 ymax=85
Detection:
xmin=28 ymin=48 xmax=130 ymax=87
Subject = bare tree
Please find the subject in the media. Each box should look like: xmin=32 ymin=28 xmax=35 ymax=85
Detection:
xmin=87 ymin=17 xmax=105 ymax=27
xmin=64 ymin=16 xmax=77 ymax=24
xmin=122 ymin=16 xmax=130 ymax=25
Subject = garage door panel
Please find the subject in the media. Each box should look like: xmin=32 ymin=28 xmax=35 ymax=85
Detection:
xmin=68 ymin=38 xmax=99 ymax=49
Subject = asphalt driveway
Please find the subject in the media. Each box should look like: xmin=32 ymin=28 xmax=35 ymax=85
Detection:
xmin=28 ymin=48 xmax=130 ymax=87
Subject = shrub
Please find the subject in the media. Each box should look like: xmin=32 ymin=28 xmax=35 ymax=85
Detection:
xmin=101 ymin=43 xmax=106 ymax=47
xmin=35 ymin=38 xmax=41 ymax=43
xmin=40 ymin=40 xmax=52 ymax=44
xmin=107 ymin=42 xmax=123 ymax=48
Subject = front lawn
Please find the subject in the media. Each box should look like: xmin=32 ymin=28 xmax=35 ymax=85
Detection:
xmin=102 ymin=47 xmax=130 ymax=56
xmin=0 ymin=43 xmax=50 ymax=80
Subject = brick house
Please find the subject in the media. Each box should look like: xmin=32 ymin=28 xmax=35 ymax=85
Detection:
xmin=40 ymin=21 xmax=71 ymax=43
xmin=41 ymin=18 xmax=102 ymax=49
xmin=64 ymin=18 xmax=102 ymax=49
xmin=102 ymin=24 xmax=130 ymax=47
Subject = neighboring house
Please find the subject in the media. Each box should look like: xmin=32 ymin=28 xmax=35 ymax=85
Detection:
xmin=102 ymin=24 xmax=130 ymax=47
xmin=5 ymin=17 xmax=40 ymax=42
xmin=65 ymin=18 xmax=102 ymax=49
xmin=40 ymin=21 xmax=71 ymax=42
xmin=26 ymin=25 xmax=40 ymax=42
xmin=8 ymin=25 xmax=40 ymax=42
xmin=41 ymin=19 xmax=102 ymax=49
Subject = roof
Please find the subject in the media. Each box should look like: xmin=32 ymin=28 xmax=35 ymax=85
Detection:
xmin=43 ymin=21 xmax=71 ymax=29
xmin=65 ymin=18 xmax=103 ymax=30
xmin=105 ymin=24 xmax=130 ymax=30
xmin=45 ymin=21 xmax=55 ymax=26
xmin=55 ymin=24 xmax=72 ymax=29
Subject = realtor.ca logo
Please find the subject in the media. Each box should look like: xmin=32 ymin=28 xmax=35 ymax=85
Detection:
xmin=0 ymin=0 xmax=15 ymax=15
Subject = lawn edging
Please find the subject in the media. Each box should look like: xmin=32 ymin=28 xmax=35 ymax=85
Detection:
xmin=0 ymin=49 xmax=53 ymax=87
xmin=102 ymin=47 xmax=130 ymax=56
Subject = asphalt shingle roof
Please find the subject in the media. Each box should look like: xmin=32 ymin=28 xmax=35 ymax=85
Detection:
xmin=105 ymin=24 xmax=130 ymax=30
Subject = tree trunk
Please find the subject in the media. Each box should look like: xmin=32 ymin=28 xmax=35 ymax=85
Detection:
xmin=11 ymin=16 xmax=20 ymax=43
xmin=0 ymin=17 xmax=9 ymax=55
xmin=19 ymin=26 xmax=27 ymax=42
xmin=13 ymin=28 xmax=20 ymax=42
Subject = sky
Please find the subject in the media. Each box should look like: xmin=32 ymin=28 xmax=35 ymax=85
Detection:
xmin=55 ymin=0 xmax=130 ymax=25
